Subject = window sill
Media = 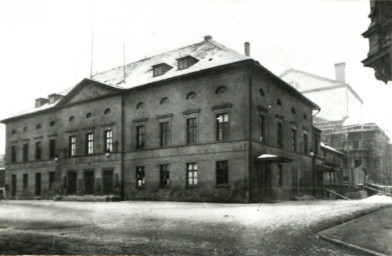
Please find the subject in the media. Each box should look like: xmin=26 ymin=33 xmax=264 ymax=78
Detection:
xmin=185 ymin=186 xmax=198 ymax=189
xmin=215 ymin=184 xmax=230 ymax=188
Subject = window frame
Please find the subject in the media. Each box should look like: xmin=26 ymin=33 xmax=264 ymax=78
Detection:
xmin=104 ymin=129 xmax=113 ymax=153
xmin=49 ymin=139 xmax=56 ymax=159
xmin=22 ymin=143 xmax=29 ymax=162
xmin=186 ymin=163 xmax=198 ymax=187
xmin=216 ymin=160 xmax=229 ymax=185
xmin=159 ymin=121 xmax=170 ymax=147
xmin=69 ymin=135 xmax=77 ymax=157
xmin=136 ymin=125 xmax=146 ymax=149
xmin=216 ymin=112 xmax=229 ymax=141
xmin=136 ymin=166 xmax=145 ymax=188
xmin=49 ymin=171 xmax=55 ymax=189
xmin=159 ymin=164 xmax=170 ymax=187
xmin=11 ymin=145 xmax=17 ymax=163
xmin=23 ymin=173 xmax=28 ymax=190
xmin=186 ymin=117 xmax=198 ymax=145
xmin=35 ymin=141 xmax=42 ymax=160
xmin=85 ymin=133 xmax=94 ymax=155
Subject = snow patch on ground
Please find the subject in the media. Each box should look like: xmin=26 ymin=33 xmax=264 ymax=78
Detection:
xmin=361 ymin=195 xmax=392 ymax=203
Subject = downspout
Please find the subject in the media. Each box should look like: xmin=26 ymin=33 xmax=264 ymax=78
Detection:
xmin=120 ymin=93 xmax=125 ymax=200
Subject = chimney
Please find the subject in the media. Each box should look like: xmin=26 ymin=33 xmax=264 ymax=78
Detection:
xmin=244 ymin=42 xmax=250 ymax=57
xmin=204 ymin=35 xmax=212 ymax=41
xmin=35 ymin=98 xmax=49 ymax=108
xmin=334 ymin=62 xmax=346 ymax=82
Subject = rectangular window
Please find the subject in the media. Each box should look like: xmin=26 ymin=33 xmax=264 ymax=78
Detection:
xmin=278 ymin=164 xmax=283 ymax=186
xmin=216 ymin=113 xmax=229 ymax=141
xmin=178 ymin=58 xmax=189 ymax=70
xmin=136 ymin=125 xmax=145 ymax=149
xmin=259 ymin=115 xmax=265 ymax=142
xmin=186 ymin=163 xmax=198 ymax=186
xmin=277 ymin=121 xmax=283 ymax=148
xmin=85 ymin=133 xmax=94 ymax=155
xmin=216 ymin=160 xmax=228 ymax=185
xmin=303 ymin=132 xmax=308 ymax=154
xmin=49 ymin=171 xmax=55 ymax=189
xmin=23 ymin=173 xmax=28 ymax=189
xmin=35 ymin=141 xmax=42 ymax=160
xmin=153 ymin=66 xmax=163 ymax=76
xmin=160 ymin=165 xmax=170 ymax=187
xmin=22 ymin=143 xmax=29 ymax=162
xmin=136 ymin=166 xmax=145 ymax=187
xmin=186 ymin=118 xmax=198 ymax=144
xmin=160 ymin=122 xmax=170 ymax=147
xmin=291 ymin=127 xmax=297 ymax=152
xmin=49 ymin=139 xmax=56 ymax=159
xmin=104 ymin=130 xmax=113 ymax=152
xmin=69 ymin=136 xmax=76 ymax=157
xmin=11 ymin=145 xmax=17 ymax=163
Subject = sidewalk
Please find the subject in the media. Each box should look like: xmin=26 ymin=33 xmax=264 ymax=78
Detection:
xmin=318 ymin=202 xmax=392 ymax=256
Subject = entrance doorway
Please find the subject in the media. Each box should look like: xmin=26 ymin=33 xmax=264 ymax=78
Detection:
xmin=84 ymin=171 xmax=95 ymax=195
xmin=67 ymin=171 xmax=77 ymax=195
xmin=103 ymin=169 xmax=113 ymax=194
xmin=261 ymin=163 xmax=272 ymax=200
xmin=35 ymin=173 xmax=41 ymax=196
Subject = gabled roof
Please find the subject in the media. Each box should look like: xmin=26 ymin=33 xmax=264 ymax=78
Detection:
xmin=280 ymin=68 xmax=364 ymax=104
xmin=92 ymin=37 xmax=251 ymax=89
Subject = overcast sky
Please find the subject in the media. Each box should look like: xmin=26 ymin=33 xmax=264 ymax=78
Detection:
xmin=0 ymin=0 xmax=390 ymax=155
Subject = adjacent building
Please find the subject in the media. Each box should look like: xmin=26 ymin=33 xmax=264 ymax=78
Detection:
xmin=362 ymin=0 xmax=392 ymax=84
xmin=1 ymin=36 xmax=320 ymax=202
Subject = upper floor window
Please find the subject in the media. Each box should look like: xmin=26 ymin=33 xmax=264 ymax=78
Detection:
xmin=160 ymin=97 xmax=169 ymax=105
xmin=160 ymin=122 xmax=170 ymax=147
xmin=136 ymin=102 xmax=144 ymax=109
xmin=215 ymin=86 xmax=228 ymax=95
xmin=85 ymin=133 xmax=94 ymax=155
xmin=22 ymin=143 xmax=29 ymax=162
xmin=216 ymin=160 xmax=228 ymax=185
xmin=35 ymin=141 xmax=42 ymax=160
xmin=291 ymin=127 xmax=297 ymax=152
xmin=104 ymin=108 xmax=111 ymax=115
xmin=216 ymin=113 xmax=229 ymax=141
xmin=49 ymin=139 xmax=56 ymax=159
xmin=186 ymin=118 xmax=198 ymax=144
xmin=303 ymin=114 xmax=307 ymax=120
xmin=136 ymin=166 xmax=145 ymax=187
xmin=104 ymin=130 xmax=113 ymax=152
xmin=86 ymin=112 xmax=92 ymax=119
xmin=152 ymin=63 xmax=172 ymax=77
xmin=177 ymin=56 xmax=198 ymax=70
xmin=277 ymin=121 xmax=283 ymax=148
xmin=259 ymin=115 xmax=265 ymax=142
xmin=69 ymin=136 xmax=76 ymax=157
xmin=11 ymin=145 xmax=17 ymax=163
xmin=136 ymin=125 xmax=145 ymax=149
xmin=186 ymin=92 xmax=197 ymax=100
xmin=160 ymin=164 xmax=170 ymax=187
xmin=186 ymin=163 xmax=198 ymax=187
xmin=303 ymin=132 xmax=308 ymax=154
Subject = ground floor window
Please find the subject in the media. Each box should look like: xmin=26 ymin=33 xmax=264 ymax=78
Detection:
xmin=136 ymin=166 xmax=145 ymax=187
xmin=49 ymin=172 xmax=55 ymax=189
xmin=160 ymin=165 xmax=170 ymax=187
xmin=23 ymin=173 xmax=28 ymax=189
xmin=186 ymin=163 xmax=198 ymax=186
xmin=278 ymin=164 xmax=283 ymax=186
xmin=216 ymin=160 xmax=228 ymax=185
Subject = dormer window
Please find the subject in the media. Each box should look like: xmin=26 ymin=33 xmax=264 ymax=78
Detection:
xmin=152 ymin=63 xmax=172 ymax=77
xmin=177 ymin=56 xmax=198 ymax=70
xmin=48 ymin=93 xmax=63 ymax=104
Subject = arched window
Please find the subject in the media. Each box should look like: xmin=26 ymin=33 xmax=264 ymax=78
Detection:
xmin=291 ymin=107 xmax=296 ymax=114
xmin=259 ymin=88 xmax=265 ymax=96
xmin=36 ymin=124 xmax=41 ymax=130
xmin=160 ymin=97 xmax=169 ymax=105
xmin=104 ymin=108 xmax=111 ymax=115
xmin=86 ymin=112 xmax=92 ymax=118
xmin=186 ymin=92 xmax=197 ymax=100
xmin=136 ymin=102 xmax=144 ymax=109
xmin=69 ymin=116 xmax=75 ymax=122
xmin=277 ymin=99 xmax=282 ymax=106
xmin=215 ymin=86 xmax=228 ymax=95
xmin=50 ymin=121 xmax=56 ymax=127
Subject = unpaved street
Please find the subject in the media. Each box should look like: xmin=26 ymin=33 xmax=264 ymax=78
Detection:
xmin=0 ymin=197 xmax=391 ymax=255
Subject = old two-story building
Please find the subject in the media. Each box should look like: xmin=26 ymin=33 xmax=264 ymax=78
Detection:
xmin=1 ymin=36 xmax=320 ymax=202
